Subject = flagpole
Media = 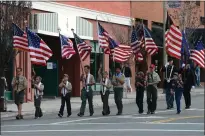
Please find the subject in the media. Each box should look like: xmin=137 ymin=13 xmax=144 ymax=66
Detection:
xmin=58 ymin=27 xmax=64 ymax=72
xmin=96 ymin=17 xmax=104 ymax=77
xmin=71 ymin=28 xmax=84 ymax=74
xmin=163 ymin=1 xmax=168 ymax=65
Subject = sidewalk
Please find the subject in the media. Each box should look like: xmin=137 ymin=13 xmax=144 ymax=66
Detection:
xmin=1 ymin=88 xmax=204 ymax=119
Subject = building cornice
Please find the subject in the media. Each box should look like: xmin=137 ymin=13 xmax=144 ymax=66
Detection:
xmin=32 ymin=2 xmax=131 ymax=26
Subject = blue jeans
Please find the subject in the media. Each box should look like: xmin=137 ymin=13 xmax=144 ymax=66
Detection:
xmin=166 ymin=88 xmax=174 ymax=108
xmin=175 ymin=88 xmax=183 ymax=113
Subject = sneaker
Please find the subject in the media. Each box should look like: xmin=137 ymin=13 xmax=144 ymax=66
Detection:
xmin=58 ymin=113 xmax=63 ymax=118
xmin=77 ymin=113 xmax=84 ymax=117
xmin=34 ymin=117 xmax=39 ymax=119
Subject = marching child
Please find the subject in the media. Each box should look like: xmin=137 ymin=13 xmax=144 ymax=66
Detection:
xmin=100 ymin=71 xmax=112 ymax=116
xmin=33 ymin=76 xmax=44 ymax=119
xmin=58 ymin=74 xmax=72 ymax=118
xmin=171 ymin=72 xmax=184 ymax=114
xmin=135 ymin=71 xmax=146 ymax=114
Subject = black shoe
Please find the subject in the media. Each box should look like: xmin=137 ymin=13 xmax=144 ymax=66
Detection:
xmin=67 ymin=114 xmax=71 ymax=117
xmin=147 ymin=111 xmax=151 ymax=114
xmin=20 ymin=115 xmax=23 ymax=119
xmin=16 ymin=115 xmax=20 ymax=120
xmin=107 ymin=111 xmax=110 ymax=115
xmin=116 ymin=112 xmax=122 ymax=115
xmin=151 ymin=112 xmax=155 ymax=114
xmin=58 ymin=113 xmax=63 ymax=118
xmin=185 ymin=106 xmax=190 ymax=109
xmin=102 ymin=111 xmax=105 ymax=116
xmin=77 ymin=113 xmax=84 ymax=117
xmin=167 ymin=107 xmax=171 ymax=109
xmin=90 ymin=113 xmax=94 ymax=116
xmin=176 ymin=111 xmax=181 ymax=114
xmin=39 ymin=114 xmax=43 ymax=118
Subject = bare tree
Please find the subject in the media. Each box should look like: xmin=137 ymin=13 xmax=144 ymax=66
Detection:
xmin=169 ymin=1 xmax=201 ymax=48
xmin=0 ymin=1 xmax=32 ymax=111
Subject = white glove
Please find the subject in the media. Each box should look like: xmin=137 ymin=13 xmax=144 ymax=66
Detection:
xmin=192 ymin=86 xmax=195 ymax=89
xmin=182 ymin=63 xmax=185 ymax=68
xmin=165 ymin=62 xmax=169 ymax=67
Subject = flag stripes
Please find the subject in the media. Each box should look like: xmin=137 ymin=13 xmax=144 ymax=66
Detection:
xmin=12 ymin=23 xmax=29 ymax=52
xmin=165 ymin=25 xmax=182 ymax=59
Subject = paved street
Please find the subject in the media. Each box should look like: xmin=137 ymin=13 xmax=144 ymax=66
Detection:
xmin=1 ymin=94 xmax=204 ymax=136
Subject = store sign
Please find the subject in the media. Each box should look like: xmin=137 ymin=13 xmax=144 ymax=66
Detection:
xmin=47 ymin=62 xmax=53 ymax=69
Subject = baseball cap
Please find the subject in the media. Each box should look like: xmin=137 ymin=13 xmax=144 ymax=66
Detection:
xmin=150 ymin=64 xmax=155 ymax=69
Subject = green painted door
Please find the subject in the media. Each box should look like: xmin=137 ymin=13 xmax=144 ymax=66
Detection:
xmin=33 ymin=60 xmax=58 ymax=97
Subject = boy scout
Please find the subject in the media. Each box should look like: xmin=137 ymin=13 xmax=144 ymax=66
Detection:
xmin=100 ymin=71 xmax=112 ymax=116
xmin=112 ymin=67 xmax=125 ymax=115
xmin=146 ymin=64 xmax=161 ymax=114
xmin=78 ymin=65 xmax=95 ymax=117
xmin=11 ymin=67 xmax=27 ymax=120
xmin=33 ymin=76 xmax=44 ymax=119
xmin=171 ymin=72 xmax=184 ymax=114
xmin=135 ymin=71 xmax=146 ymax=114
xmin=58 ymin=74 xmax=72 ymax=118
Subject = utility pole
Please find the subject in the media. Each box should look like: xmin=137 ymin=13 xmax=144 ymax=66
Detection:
xmin=163 ymin=1 xmax=167 ymax=65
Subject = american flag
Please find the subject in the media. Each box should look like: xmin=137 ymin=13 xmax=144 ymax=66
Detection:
xmin=110 ymin=44 xmax=132 ymax=63
xmin=143 ymin=26 xmax=158 ymax=56
xmin=60 ymin=34 xmax=76 ymax=59
xmin=12 ymin=23 xmax=29 ymax=51
xmin=165 ymin=25 xmax=182 ymax=59
xmin=26 ymin=28 xmax=53 ymax=66
xmin=190 ymin=41 xmax=205 ymax=68
xmin=97 ymin=22 xmax=118 ymax=54
xmin=73 ymin=32 xmax=92 ymax=61
xmin=135 ymin=52 xmax=143 ymax=62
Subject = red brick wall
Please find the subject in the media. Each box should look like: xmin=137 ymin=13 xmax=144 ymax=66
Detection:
xmin=56 ymin=1 xmax=131 ymax=17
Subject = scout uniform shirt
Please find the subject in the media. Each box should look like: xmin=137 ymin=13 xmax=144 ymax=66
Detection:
xmin=83 ymin=73 xmax=95 ymax=92
xmin=34 ymin=82 xmax=44 ymax=99
xmin=112 ymin=73 xmax=125 ymax=88
xmin=12 ymin=76 xmax=27 ymax=93
xmin=101 ymin=77 xmax=112 ymax=95
xmin=147 ymin=71 xmax=161 ymax=89
xmin=61 ymin=81 xmax=72 ymax=97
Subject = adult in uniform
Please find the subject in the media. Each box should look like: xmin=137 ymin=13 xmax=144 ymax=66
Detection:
xmin=58 ymin=74 xmax=72 ymax=117
xmin=161 ymin=58 xmax=178 ymax=109
xmin=182 ymin=64 xmax=195 ymax=109
xmin=146 ymin=64 xmax=161 ymax=114
xmin=112 ymin=67 xmax=125 ymax=115
xmin=100 ymin=71 xmax=112 ymax=116
xmin=11 ymin=67 xmax=27 ymax=120
xmin=78 ymin=65 xmax=95 ymax=117
xmin=33 ymin=76 xmax=44 ymax=119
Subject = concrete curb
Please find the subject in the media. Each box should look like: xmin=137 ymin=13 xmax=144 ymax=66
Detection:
xmin=1 ymin=91 xmax=203 ymax=120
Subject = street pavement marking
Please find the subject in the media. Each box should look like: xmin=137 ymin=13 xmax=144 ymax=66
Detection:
xmin=117 ymin=115 xmax=166 ymax=119
xmin=151 ymin=116 xmax=204 ymax=123
xmin=2 ymin=122 xmax=204 ymax=127
xmin=50 ymin=116 xmax=113 ymax=125
xmin=2 ymin=129 xmax=203 ymax=133
xmin=186 ymin=108 xmax=204 ymax=111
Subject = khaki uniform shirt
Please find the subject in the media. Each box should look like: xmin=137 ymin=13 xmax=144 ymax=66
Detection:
xmin=100 ymin=78 xmax=112 ymax=91
xmin=34 ymin=83 xmax=44 ymax=96
xmin=147 ymin=71 xmax=161 ymax=88
xmin=112 ymin=73 xmax=125 ymax=88
xmin=60 ymin=81 xmax=72 ymax=95
xmin=12 ymin=76 xmax=27 ymax=93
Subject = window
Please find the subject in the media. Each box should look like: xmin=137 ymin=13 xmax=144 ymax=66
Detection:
xmin=196 ymin=1 xmax=200 ymax=6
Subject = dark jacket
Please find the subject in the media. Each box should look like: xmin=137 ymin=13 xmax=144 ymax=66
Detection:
xmin=122 ymin=66 xmax=132 ymax=77
xmin=182 ymin=68 xmax=196 ymax=87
